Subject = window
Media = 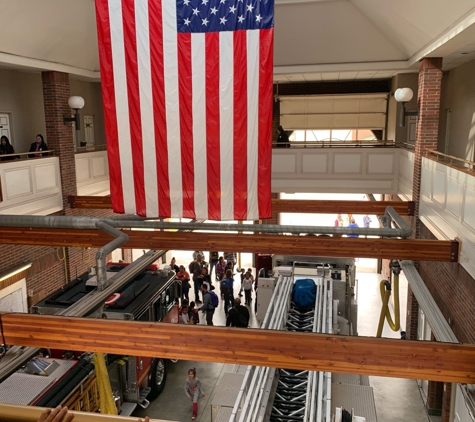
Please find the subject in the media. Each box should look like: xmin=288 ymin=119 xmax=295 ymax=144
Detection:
xmin=289 ymin=129 xmax=376 ymax=144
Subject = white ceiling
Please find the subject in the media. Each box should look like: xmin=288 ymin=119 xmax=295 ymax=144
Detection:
xmin=0 ymin=0 xmax=474 ymax=82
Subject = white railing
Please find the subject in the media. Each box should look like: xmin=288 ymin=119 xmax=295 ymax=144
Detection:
xmin=0 ymin=157 xmax=62 ymax=215
xmin=418 ymin=155 xmax=475 ymax=279
xmin=75 ymin=150 xmax=110 ymax=196
xmin=272 ymin=147 xmax=400 ymax=194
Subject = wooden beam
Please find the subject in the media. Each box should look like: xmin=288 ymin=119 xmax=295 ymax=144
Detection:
xmin=0 ymin=227 xmax=458 ymax=261
xmin=68 ymin=196 xmax=415 ymax=216
xmin=2 ymin=313 xmax=474 ymax=383
xmin=68 ymin=195 xmax=112 ymax=209
xmin=0 ymin=404 xmax=172 ymax=422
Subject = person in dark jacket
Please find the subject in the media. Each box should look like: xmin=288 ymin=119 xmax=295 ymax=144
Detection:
xmin=0 ymin=136 xmax=15 ymax=160
xmin=198 ymin=283 xmax=215 ymax=326
xmin=29 ymin=134 xmax=48 ymax=157
xmin=276 ymin=125 xmax=290 ymax=148
xmin=226 ymin=297 xmax=250 ymax=327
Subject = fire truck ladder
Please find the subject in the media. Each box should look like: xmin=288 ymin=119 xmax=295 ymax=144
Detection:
xmin=231 ymin=267 xmax=334 ymax=422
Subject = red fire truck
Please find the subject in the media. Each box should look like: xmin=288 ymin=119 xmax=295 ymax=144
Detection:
xmin=0 ymin=262 xmax=182 ymax=416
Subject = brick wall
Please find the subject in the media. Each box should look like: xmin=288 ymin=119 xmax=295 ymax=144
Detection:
xmin=418 ymin=223 xmax=475 ymax=344
xmin=42 ymin=71 xmax=77 ymax=209
xmin=412 ymin=58 xmax=443 ymax=223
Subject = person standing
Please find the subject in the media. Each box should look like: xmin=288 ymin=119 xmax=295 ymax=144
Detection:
xmin=226 ymin=297 xmax=250 ymax=327
xmin=224 ymin=252 xmax=237 ymax=272
xmin=334 ymin=214 xmax=344 ymax=227
xmin=198 ymin=283 xmax=215 ymax=325
xmin=347 ymin=218 xmax=359 ymax=238
xmin=276 ymin=125 xmax=290 ymax=148
xmin=242 ymin=272 xmax=253 ymax=306
xmin=184 ymin=368 xmax=205 ymax=420
xmin=193 ymin=265 xmax=206 ymax=303
xmin=220 ymin=269 xmax=234 ymax=316
xmin=209 ymin=251 xmax=219 ymax=279
xmin=215 ymin=256 xmax=226 ymax=281
xmin=28 ymin=134 xmax=48 ymax=157
xmin=363 ymin=214 xmax=372 ymax=228
xmin=170 ymin=257 xmax=179 ymax=273
xmin=176 ymin=265 xmax=191 ymax=301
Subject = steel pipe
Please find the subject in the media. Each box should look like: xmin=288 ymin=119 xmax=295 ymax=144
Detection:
xmin=0 ymin=209 xmax=412 ymax=238
xmin=94 ymin=221 xmax=130 ymax=290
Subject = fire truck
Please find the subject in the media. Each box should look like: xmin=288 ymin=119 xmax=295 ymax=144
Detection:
xmin=0 ymin=261 xmax=182 ymax=416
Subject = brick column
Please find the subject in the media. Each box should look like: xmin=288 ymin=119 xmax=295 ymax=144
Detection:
xmin=412 ymin=58 xmax=443 ymax=226
xmin=42 ymin=71 xmax=77 ymax=211
xmin=441 ymin=383 xmax=452 ymax=422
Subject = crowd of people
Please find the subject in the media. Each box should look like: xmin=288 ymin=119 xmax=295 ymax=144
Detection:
xmin=173 ymin=251 xmax=255 ymax=328
xmin=0 ymin=134 xmax=49 ymax=161
xmin=334 ymin=213 xmax=372 ymax=237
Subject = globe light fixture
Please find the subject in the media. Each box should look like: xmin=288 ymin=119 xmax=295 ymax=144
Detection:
xmin=394 ymin=88 xmax=418 ymax=127
xmin=64 ymin=96 xmax=85 ymax=130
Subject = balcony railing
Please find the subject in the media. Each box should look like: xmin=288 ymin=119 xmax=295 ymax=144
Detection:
xmin=73 ymin=144 xmax=107 ymax=154
xmin=0 ymin=150 xmax=56 ymax=161
xmin=272 ymin=140 xmax=396 ymax=148
xmin=425 ymin=149 xmax=475 ymax=172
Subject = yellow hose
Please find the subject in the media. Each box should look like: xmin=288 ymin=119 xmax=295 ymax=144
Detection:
xmin=376 ymin=274 xmax=400 ymax=337
xmin=93 ymin=353 xmax=118 ymax=415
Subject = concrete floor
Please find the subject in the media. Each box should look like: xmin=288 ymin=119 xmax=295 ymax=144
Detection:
xmin=134 ymin=253 xmax=438 ymax=422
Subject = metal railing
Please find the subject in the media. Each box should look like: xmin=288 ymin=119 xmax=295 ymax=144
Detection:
xmin=74 ymin=144 xmax=107 ymax=154
xmin=0 ymin=150 xmax=56 ymax=161
xmin=425 ymin=149 xmax=475 ymax=171
xmin=272 ymin=140 xmax=395 ymax=148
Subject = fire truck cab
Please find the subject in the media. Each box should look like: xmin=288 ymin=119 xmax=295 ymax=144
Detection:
xmin=0 ymin=262 xmax=182 ymax=416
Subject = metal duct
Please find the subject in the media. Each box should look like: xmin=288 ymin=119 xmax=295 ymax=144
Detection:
xmin=0 ymin=211 xmax=412 ymax=238
xmin=399 ymin=260 xmax=458 ymax=343
xmin=94 ymin=222 xmax=129 ymax=291
xmin=59 ymin=249 xmax=165 ymax=317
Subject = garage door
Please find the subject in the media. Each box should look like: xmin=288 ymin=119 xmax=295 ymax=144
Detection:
xmin=279 ymin=93 xmax=388 ymax=130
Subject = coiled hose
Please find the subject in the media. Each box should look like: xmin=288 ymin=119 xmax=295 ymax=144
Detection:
xmin=376 ymin=273 xmax=400 ymax=338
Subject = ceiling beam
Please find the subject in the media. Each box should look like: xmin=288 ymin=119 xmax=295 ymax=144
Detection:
xmin=68 ymin=196 xmax=415 ymax=215
xmin=2 ymin=313 xmax=474 ymax=383
xmin=0 ymin=227 xmax=458 ymax=261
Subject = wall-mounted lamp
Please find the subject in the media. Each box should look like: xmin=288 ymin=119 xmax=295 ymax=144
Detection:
xmin=63 ymin=96 xmax=85 ymax=130
xmin=394 ymin=88 xmax=418 ymax=127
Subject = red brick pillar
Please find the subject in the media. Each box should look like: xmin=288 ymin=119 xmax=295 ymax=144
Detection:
xmin=441 ymin=383 xmax=452 ymax=422
xmin=412 ymin=58 xmax=443 ymax=225
xmin=42 ymin=71 xmax=77 ymax=211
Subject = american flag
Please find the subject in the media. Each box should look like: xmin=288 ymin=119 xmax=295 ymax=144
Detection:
xmin=95 ymin=0 xmax=273 ymax=220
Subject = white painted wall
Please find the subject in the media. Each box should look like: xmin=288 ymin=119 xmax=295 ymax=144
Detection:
xmin=69 ymin=79 xmax=105 ymax=147
xmin=0 ymin=69 xmax=46 ymax=153
xmin=272 ymin=147 xmax=399 ymax=194
xmin=438 ymin=58 xmax=475 ymax=162
xmin=0 ymin=157 xmax=62 ymax=215
xmin=75 ymin=150 xmax=110 ymax=196
xmin=418 ymin=156 xmax=475 ymax=279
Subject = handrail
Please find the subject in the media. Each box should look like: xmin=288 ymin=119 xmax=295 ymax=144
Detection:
xmin=0 ymin=150 xmax=56 ymax=160
xmin=272 ymin=140 xmax=395 ymax=148
xmin=398 ymin=142 xmax=415 ymax=150
xmin=74 ymin=144 xmax=107 ymax=153
xmin=425 ymin=149 xmax=475 ymax=170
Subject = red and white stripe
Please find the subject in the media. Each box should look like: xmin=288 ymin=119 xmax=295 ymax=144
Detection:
xmin=95 ymin=0 xmax=273 ymax=220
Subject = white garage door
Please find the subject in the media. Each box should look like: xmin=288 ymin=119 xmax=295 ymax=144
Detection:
xmin=279 ymin=93 xmax=388 ymax=130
